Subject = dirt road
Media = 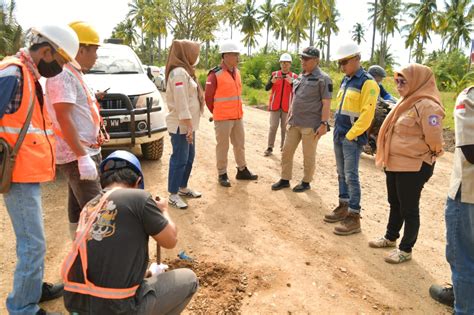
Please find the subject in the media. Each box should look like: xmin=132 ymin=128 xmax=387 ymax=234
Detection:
xmin=0 ymin=105 xmax=453 ymax=314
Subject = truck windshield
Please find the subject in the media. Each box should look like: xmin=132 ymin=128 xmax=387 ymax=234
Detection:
xmin=89 ymin=46 xmax=143 ymax=74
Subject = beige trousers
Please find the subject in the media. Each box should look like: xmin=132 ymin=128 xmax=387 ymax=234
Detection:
xmin=281 ymin=125 xmax=320 ymax=182
xmin=267 ymin=110 xmax=288 ymax=149
xmin=214 ymin=119 xmax=246 ymax=175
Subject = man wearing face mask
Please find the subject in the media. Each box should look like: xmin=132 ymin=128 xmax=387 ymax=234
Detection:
xmin=0 ymin=25 xmax=79 ymax=315
xmin=46 ymin=21 xmax=106 ymax=239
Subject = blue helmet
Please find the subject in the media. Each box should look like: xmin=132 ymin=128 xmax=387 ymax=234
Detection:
xmin=99 ymin=150 xmax=144 ymax=189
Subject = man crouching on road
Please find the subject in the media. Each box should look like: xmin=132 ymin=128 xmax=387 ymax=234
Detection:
xmin=271 ymin=46 xmax=332 ymax=193
xmin=62 ymin=150 xmax=198 ymax=315
xmin=205 ymin=40 xmax=258 ymax=187
xmin=46 ymin=21 xmax=107 ymax=239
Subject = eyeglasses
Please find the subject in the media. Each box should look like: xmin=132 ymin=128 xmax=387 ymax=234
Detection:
xmin=394 ymin=78 xmax=407 ymax=86
xmin=338 ymin=56 xmax=356 ymax=66
xmin=102 ymin=159 xmax=130 ymax=172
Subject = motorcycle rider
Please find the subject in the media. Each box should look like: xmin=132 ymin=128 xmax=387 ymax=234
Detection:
xmin=368 ymin=65 xmax=397 ymax=103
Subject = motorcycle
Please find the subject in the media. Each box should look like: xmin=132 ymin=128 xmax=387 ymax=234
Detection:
xmin=363 ymin=98 xmax=397 ymax=155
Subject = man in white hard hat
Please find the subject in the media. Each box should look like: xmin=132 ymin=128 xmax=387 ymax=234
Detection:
xmin=263 ymin=53 xmax=299 ymax=156
xmin=272 ymin=46 xmax=333 ymax=193
xmin=205 ymin=40 xmax=258 ymax=187
xmin=46 ymin=21 xmax=107 ymax=240
xmin=0 ymin=24 xmax=79 ymax=315
xmin=323 ymin=42 xmax=379 ymax=235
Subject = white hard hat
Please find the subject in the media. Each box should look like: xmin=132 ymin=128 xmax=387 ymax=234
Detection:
xmin=30 ymin=25 xmax=80 ymax=68
xmin=332 ymin=42 xmax=361 ymax=61
xmin=279 ymin=53 xmax=292 ymax=62
xmin=219 ymin=40 xmax=240 ymax=54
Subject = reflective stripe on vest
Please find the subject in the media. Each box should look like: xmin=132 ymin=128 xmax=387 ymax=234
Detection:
xmin=213 ymin=68 xmax=243 ymax=121
xmin=0 ymin=57 xmax=56 ymax=183
xmin=61 ymin=188 xmax=139 ymax=300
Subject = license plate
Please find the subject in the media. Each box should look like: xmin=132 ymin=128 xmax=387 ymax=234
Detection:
xmin=104 ymin=118 xmax=120 ymax=127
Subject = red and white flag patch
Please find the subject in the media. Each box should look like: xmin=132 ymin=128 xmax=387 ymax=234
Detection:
xmin=455 ymin=103 xmax=466 ymax=114
xmin=175 ymin=82 xmax=184 ymax=87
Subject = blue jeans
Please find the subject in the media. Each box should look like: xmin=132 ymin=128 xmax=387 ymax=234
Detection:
xmin=3 ymin=183 xmax=45 ymax=315
xmin=168 ymin=131 xmax=195 ymax=194
xmin=334 ymin=135 xmax=362 ymax=213
xmin=445 ymin=191 xmax=474 ymax=315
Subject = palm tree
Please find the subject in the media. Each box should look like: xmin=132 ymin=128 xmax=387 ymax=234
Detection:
xmin=439 ymin=0 xmax=473 ymax=51
xmin=272 ymin=3 xmax=289 ymax=51
xmin=258 ymin=0 xmax=277 ymax=53
xmin=222 ymin=0 xmax=244 ymax=39
xmin=111 ymin=19 xmax=138 ymax=47
xmin=319 ymin=0 xmax=339 ymax=63
xmin=405 ymin=0 xmax=439 ymax=62
xmin=370 ymin=0 xmax=378 ymax=62
xmin=368 ymin=0 xmax=402 ymax=67
xmin=142 ymin=0 xmax=171 ymax=64
xmin=351 ymin=23 xmax=366 ymax=45
xmin=289 ymin=0 xmax=331 ymax=47
xmin=0 ymin=0 xmax=22 ymax=57
xmin=127 ymin=0 xmax=148 ymax=54
xmin=240 ymin=0 xmax=262 ymax=55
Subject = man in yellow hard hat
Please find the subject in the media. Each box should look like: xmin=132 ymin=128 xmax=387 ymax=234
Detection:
xmin=45 ymin=21 xmax=107 ymax=239
xmin=1 ymin=24 xmax=79 ymax=315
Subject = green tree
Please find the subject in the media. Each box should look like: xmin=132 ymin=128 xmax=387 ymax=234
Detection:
xmin=111 ymin=19 xmax=138 ymax=46
xmin=370 ymin=0 xmax=377 ymax=62
xmin=0 ymin=0 xmax=23 ymax=58
xmin=351 ymin=22 xmax=365 ymax=45
xmin=241 ymin=0 xmax=262 ymax=55
xmin=272 ymin=2 xmax=289 ymax=51
xmin=289 ymin=0 xmax=331 ymax=47
xmin=368 ymin=0 xmax=402 ymax=67
xmin=142 ymin=0 xmax=171 ymax=64
xmin=222 ymin=0 xmax=244 ymax=40
xmin=405 ymin=0 xmax=439 ymax=63
xmin=319 ymin=0 xmax=339 ymax=63
xmin=170 ymin=0 xmax=220 ymax=41
xmin=438 ymin=0 xmax=473 ymax=52
xmin=258 ymin=0 xmax=277 ymax=54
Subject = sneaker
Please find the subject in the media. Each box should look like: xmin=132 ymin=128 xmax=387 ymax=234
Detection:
xmin=36 ymin=309 xmax=62 ymax=315
xmin=178 ymin=188 xmax=202 ymax=198
xmin=218 ymin=173 xmax=231 ymax=187
xmin=368 ymin=236 xmax=396 ymax=248
xmin=324 ymin=202 xmax=349 ymax=223
xmin=39 ymin=282 xmax=64 ymax=303
xmin=168 ymin=194 xmax=188 ymax=209
xmin=271 ymin=179 xmax=290 ymax=191
xmin=429 ymin=284 xmax=454 ymax=307
xmin=292 ymin=181 xmax=310 ymax=192
xmin=235 ymin=167 xmax=258 ymax=180
xmin=333 ymin=212 xmax=361 ymax=235
xmin=384 ymin=249 xmax=412 ymax=264
xmin=264 ymin=147 xmax=273 ymax=156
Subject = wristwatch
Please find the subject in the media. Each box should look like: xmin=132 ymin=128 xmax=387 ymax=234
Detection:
xmin=320 ymin=121 xmax=330 ymax=131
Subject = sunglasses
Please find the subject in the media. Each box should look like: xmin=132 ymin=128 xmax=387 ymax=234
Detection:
xmin=338 ymin=56 xmax=356 ymax=66
xmin=394 ymin=78 xmax=407 ymax=86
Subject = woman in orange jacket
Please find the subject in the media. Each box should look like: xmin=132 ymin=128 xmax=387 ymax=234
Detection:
xmin=371 ymin=64 xmax=444 ymax=264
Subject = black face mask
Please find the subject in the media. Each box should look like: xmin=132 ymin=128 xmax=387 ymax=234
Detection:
xmin=37 ymin=58 xmax=63 ymax=78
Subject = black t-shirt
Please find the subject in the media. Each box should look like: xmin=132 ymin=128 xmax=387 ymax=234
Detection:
xmin=64 ymin=188 xmax=168 ymax=315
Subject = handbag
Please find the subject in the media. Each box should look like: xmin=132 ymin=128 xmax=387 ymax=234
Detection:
xmin=0 ymin=75 xmax=35 ymax=193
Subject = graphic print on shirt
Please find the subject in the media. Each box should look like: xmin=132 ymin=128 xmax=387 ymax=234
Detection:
xmin=89 ymin=200 xmax=118 ymax=241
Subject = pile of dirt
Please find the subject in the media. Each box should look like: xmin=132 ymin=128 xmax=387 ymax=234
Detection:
xmin=166 ymin=258 xmax=258 ymax=314
xmin=443 ymin=128 xmax=455 ymax=152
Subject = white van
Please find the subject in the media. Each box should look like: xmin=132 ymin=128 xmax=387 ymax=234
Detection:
xmin=84 ymin=43 xmax=167 ymax=160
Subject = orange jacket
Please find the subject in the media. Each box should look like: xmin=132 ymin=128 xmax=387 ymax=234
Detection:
xmin=212 ymin=67 xmax=243 ymax=121
xmin=0 ymin=57 xmax=55 ymax=183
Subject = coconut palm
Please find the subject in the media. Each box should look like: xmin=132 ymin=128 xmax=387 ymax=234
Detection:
xmin=222 ymin=0 xmax=244 ymax=39
xmin=370 ymin=0 xmax=378 ymax=62
xmin=352 ymin=23 xmax=366 ymax=45
xmin=142 ymin=0 xmax=171 ymax=64
xmin=111 ymin=19 xmax=138 ymax=47
xmin=319 ymin=1 xmax=339 ymax=63
xmin=289 ymin=0 xmax=331 ymax=47
xmin=241 ymin=0 xmax=262 ymax=55
xmin=438 ymin=0 xmax=473 ymax=51
xmin=0 ymin=0 xmax=22 ymax=57
xmin=272 ymin=3 xmax=289 ymax=51
xmin=127 ymin=0 xmax=148 ymax=53
xmin=258 ymin=0 xmax=277 ymax=53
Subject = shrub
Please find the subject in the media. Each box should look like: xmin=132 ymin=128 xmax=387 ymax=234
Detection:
xmin=425 ymin=50 xmax=470 ymax=91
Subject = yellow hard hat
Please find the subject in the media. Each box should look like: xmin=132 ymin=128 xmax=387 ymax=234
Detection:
xmin=68 ymin=21 xmax=100 ymax=46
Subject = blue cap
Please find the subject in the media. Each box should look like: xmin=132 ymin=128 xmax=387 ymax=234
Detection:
xmin=100 ymin=150 xmax=144 ymax=189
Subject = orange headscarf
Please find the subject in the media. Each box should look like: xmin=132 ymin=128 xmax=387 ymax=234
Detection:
xmin=375 ymin=63 xmax=444 ymax=168
xmin=165 ymin=39 xmax=204 ymax=111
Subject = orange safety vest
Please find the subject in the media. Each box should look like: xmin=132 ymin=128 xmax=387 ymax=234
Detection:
xmin=0 ymin=57 xmax=55 ymax=183
xmin=268 ymin=70 xmax=298 ymax=113
xmin=52 ymin=63 xmax=102 ymax=148
xmin=213 ymin=68 xmax=243 ymax=121
xmin=61 ymin=188 xmax=139 ymax=299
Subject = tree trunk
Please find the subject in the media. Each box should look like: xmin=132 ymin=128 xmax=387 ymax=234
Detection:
xmin=205 ymin=40 xmax=210 ymax=69
xmin=326 ymin=31 xmax=331 ymax=64
xmin=230 ymin=24 xmax=233 ymax=39
xmin=370 ymin=0 xmax=377 ymax=62
xmin=157 ymin=35 xmax=162 ymax=64
xmin=309 ymin=13 xmax=314 ymax=46
xmin=265 ymin=24 xmax=270 ymax=53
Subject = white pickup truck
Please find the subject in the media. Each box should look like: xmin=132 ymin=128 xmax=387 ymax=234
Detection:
xmin=84 ymin=43 xmax=167 ymax=160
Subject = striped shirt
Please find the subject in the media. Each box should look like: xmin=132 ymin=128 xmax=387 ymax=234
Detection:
xmin=0 ymin=65 xmax=23 ymax=117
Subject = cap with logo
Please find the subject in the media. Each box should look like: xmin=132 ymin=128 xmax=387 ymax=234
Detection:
xmin=300 ymin=46 xmax=320 ymax=58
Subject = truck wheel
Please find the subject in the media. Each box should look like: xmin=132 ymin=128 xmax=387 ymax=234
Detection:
xmin=141 ymin=138 xmax=164 ymax=160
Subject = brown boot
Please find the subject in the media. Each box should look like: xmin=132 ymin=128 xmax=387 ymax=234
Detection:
xmin=323 ymin=202 xmax=349 ymax=223
xmin=334 ymin=212 xmax=361 ymax=235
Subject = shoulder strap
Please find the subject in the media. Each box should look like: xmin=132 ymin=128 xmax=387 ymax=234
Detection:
xmin=11 ymin=70 xmax=35 ymax=158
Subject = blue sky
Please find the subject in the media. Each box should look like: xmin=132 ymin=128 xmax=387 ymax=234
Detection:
xmin=9 ymin=0 xmax=472 ymax=65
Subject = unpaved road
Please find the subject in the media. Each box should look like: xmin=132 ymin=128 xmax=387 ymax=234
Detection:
xmin=1 ymin=105 xmax=453 ymax=314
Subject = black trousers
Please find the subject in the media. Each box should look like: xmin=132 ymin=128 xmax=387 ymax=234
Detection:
xmin=384 ymin=162 xmax=434 ymax=252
